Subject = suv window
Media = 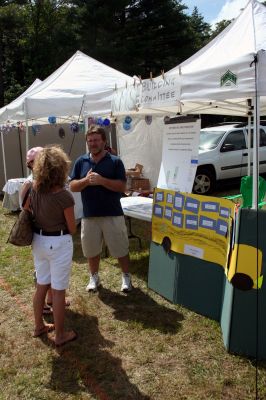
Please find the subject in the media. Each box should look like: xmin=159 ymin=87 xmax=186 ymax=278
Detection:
xmin=221 ymin=130 xmax=246 ymax=151
xmin=199 ymin=130 xmax=226 ymax=150
xmin=249 ymin=129 xmax=266 ymax=147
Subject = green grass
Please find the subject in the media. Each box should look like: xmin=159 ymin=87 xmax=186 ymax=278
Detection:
xmin=1 ymin=202 xmax=266 ymax=399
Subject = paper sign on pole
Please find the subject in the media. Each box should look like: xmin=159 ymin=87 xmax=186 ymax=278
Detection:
xmin=157 ymin=117 xmax=201 ymax=193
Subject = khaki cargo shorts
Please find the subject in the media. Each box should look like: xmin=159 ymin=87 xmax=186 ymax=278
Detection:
xmin=81 ymin=216 xmax=129 ymax=258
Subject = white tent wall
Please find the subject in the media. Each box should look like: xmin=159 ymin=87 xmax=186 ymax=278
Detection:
xmin=116 ymin=115 xmax=165 ymax=189
xmin=0 ymin=123 xmax=86 ymax=191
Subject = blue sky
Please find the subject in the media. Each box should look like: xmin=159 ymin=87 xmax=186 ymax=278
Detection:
xmin=183 ymin=0 xmax=264 ymax=26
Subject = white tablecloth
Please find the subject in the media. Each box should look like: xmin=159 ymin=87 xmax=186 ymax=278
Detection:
xmin=120 ymin=196 xmax=153 ymax=222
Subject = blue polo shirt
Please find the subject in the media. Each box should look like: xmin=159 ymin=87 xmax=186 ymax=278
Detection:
xmin=70 ymin=152 xmax=126 ymax=217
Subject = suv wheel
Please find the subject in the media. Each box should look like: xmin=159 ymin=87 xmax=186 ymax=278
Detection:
xmin=193 ymin=168 xmax=215 ymax=195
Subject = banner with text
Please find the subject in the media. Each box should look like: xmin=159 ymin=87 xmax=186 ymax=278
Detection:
xmin=139 ymin=76 xmax=181 ymax=109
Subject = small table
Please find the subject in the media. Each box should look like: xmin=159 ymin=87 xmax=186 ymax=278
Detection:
xmin=120 ymin=196 xmax=153 ymax=222
xmin=2 ymin=178 xmax=27 ymax=211
xmin=120 ymin=196 xmax=153 ymax=248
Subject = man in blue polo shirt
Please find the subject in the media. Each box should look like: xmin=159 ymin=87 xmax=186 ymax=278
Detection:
xmin=69 ymin=125 xmax=131 ymax=292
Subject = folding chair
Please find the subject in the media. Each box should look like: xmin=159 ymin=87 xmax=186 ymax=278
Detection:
xmin=225 ymin=175 xmax=266 ymax=208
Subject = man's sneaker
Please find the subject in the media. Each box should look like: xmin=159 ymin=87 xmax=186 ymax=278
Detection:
xmin=121 ymin=273 xmax=132 ymax=292
xmin=86 ymin=273 xmax=100 ymax=292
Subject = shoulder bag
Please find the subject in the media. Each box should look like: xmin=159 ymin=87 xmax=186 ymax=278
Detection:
xmin=7 ymin=187 xmax=34 ymax=246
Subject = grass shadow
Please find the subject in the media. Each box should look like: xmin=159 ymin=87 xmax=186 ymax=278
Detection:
xmin=98 ymin=286 xmax=184 ymax=334
xmin=72 ymin=226 xmax=85 ymax=264
xmin=43 ymin=309 xmax=150 ymax=399
xmin=129 ymin=254 xmax=150 ymax=281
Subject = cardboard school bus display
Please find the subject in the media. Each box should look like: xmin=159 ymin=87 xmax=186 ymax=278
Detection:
xmin=148 ymin=189 xmax=266 ymax=358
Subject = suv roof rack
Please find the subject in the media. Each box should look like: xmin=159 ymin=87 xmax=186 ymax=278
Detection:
xmin=205 ymin=121 xmax=245 ymax=128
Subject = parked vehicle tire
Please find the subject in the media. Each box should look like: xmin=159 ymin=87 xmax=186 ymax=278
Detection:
xmin=193 ymin=167 xmax=215 ymax=195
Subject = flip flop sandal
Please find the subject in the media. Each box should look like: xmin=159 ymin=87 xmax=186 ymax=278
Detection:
xmin=43 ymin=305 xmax=53 ymax=315
xmin=54 ymin=330 xmax=78 ymax=347
xmin=47 ymin=299 xmax=70 ymax=307
xmin=33 ymin=324 xmax=55 ymax=337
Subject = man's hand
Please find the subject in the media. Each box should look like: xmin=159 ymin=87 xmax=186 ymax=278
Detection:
xmin=70 ymin=168 xmax=126 ymax=193
xmin=87 ymin=170 xmax=103 ymax=186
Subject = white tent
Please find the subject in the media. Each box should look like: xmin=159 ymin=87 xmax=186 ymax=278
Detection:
xmin=0 ymin=79 xmax=43 ymax=183
xmin=112 ymin=0 xmax=266 ymax=207
xmin=0 ymin=50 xmax=133 ymax=180
xmin=167 ymin=0 xmax=266 ymax=116
xmin=0 ymin=51 xmax=133 ymax=123
xmin=19 ymin=50 xmax=133 ymax=121
xmin=113 ymin=0 xmax=266 ymax=116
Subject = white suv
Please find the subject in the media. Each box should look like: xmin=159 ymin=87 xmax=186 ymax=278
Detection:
xmin=192 ymin=123 xmax=266 ymax=195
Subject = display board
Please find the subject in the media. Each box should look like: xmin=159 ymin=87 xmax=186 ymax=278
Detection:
xmin=152 ymin=188 xmax=236 ymax=268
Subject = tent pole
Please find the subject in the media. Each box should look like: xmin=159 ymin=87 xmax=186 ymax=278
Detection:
xmin=247 ymin=115 xmax=251 ymax=176
xmin=17 ymin=126 xmax=25 ymax=177
xmin=252 ymin=95 xmax=259 ymax=209
xmin=0 ymin=130 xmax=7 ymax=183
xmin=25 ymin=98 xmax=29 ymax=177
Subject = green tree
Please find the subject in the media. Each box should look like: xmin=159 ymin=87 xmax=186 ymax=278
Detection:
xmin=188 ymin=6 xmax=211 ymax=53
xmin=0 ymin=0 xmax=214 ymax=105
xmin=24 ymin=0 xmax=77 ymax=82
xmin=0 ymin=2 xmax=28 ymax=106
xmin=66 ymin=0 xmax=206 ymax=78
xmin=210 ymin=19 xmax=232 ymax=39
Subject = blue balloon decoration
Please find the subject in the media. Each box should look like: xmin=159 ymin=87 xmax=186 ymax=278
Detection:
xmin=97 ymin=117 xmax=103 ymax=126
xmin=70 ymin=122 xmax=79 ymax=133
xmin=48 ymin=116 xmax=56 ymax=124
xmin=103 ymin=118 xmax=110 ymax=126
xmin=125 ymin=116 xmax=132 ymax=124
xmin=123 ymin=122 xmax=131 ymax=131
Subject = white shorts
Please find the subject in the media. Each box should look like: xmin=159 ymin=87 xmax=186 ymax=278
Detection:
xmin=81 ymin=216 xmax=129 ymax=258
xmin=32 ymin=233 xmax=73 ymax=290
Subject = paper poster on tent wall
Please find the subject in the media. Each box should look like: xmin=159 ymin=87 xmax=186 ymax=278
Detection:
xmin=157 ymin=118 xmax=201 ymax=193
xmin=152 ymin=188 xmax=235 ymax=268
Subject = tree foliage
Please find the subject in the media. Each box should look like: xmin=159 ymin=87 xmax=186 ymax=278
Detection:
xmin=0 ymin=0 xmax=213 ymax=107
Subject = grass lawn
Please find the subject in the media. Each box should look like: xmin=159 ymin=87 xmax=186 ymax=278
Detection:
xmin=0 ymin=200 xmax=266 ymax=400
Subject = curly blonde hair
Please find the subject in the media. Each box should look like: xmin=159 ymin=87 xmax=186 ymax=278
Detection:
xmin=33 ymin=145 xmax=71 ymax=192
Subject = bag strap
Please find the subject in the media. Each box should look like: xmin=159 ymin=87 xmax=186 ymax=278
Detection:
xmin=21 ymin=186 xmax=31 ymax=208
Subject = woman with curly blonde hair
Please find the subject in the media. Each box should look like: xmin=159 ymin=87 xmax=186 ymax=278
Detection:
xmin=24 ymin=145 xmax=77 ymax=346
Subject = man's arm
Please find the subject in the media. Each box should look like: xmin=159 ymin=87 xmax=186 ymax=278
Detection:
xmin=94 ymin=174 xmax=126 ymax=192
xmin=70 ymin=173 xmax=126 ymax=193
xmin=69 ymin=177 xmax=90 ymax=192
xmin=70 ymin=169 xmax=126 ymax=193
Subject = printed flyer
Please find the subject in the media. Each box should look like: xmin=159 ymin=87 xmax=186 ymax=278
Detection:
xmin=157 ymin=118 xmax=201 ymax=193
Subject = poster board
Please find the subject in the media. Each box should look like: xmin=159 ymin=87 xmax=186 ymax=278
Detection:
xmin=157 ymin=117 xmax=201 ymax=193
xmin=152 ymin=188 xmax=236 ymax=268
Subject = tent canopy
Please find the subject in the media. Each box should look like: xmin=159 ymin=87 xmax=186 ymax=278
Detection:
xmin=0 ymin=50 xmax=133 ymax=123
xmin=112 ymin=0 xmax=266 ymax=117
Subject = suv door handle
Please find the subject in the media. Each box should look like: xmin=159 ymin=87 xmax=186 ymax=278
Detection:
xmin=243 ymin=153 xmax=248 ymax=156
